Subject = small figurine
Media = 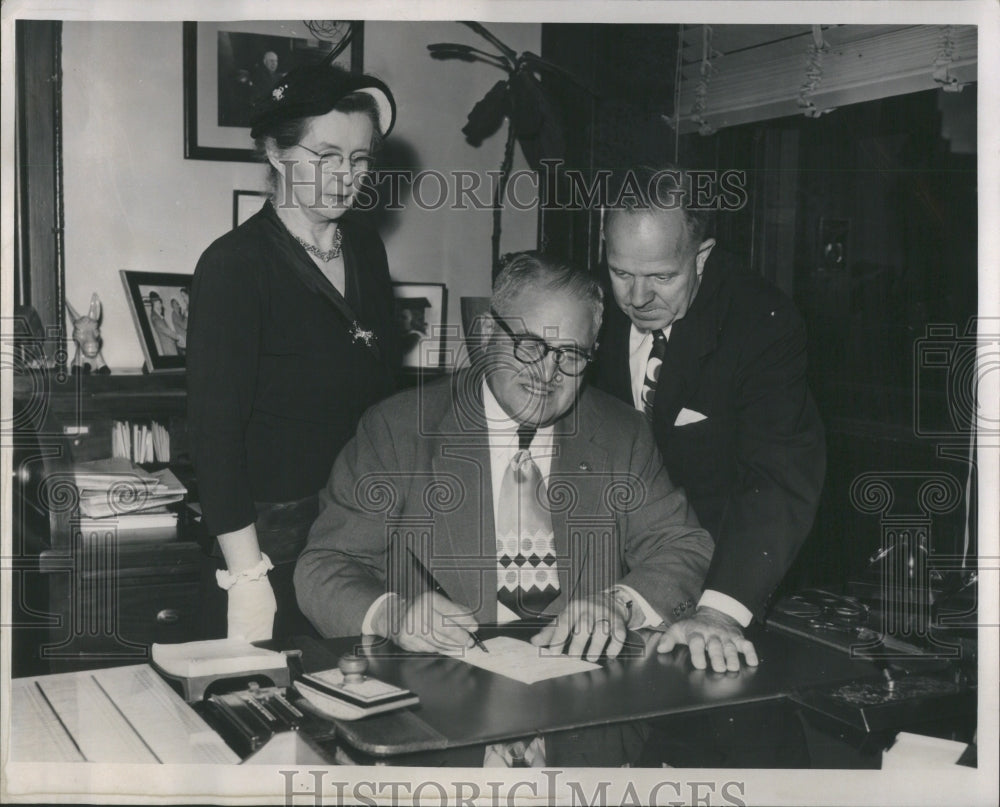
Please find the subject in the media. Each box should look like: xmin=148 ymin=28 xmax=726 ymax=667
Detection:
xmin=66 ymin=293 xmax=110 ymax=374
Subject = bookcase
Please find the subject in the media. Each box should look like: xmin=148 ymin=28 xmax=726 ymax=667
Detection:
xmin=11 ymin=372 xmax=224 ymax=676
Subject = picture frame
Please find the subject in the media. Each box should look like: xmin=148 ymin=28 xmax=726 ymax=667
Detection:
xmin=120 ymin=271 xmax=192 ymax=372
xmin=233 ymin=189 xmax=268 ymax=229
xmin=183 ymin=20 xmax=364 ymax=162
xmin=392 ymin=282 xmax=448 ymax=370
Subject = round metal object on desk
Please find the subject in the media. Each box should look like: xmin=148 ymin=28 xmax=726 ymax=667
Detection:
xmin=338 ymin=653 xmax=368 ymax=683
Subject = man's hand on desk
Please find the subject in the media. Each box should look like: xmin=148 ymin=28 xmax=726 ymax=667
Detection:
xmin=375 ymin=592 xmax=480 ymax=654
xmin=530 ymin=593 xmax=631 ymax=662
xmin=656 ymin=606 xmax=759 ymax=672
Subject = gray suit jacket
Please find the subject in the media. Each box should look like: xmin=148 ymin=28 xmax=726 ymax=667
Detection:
xmin=294 ymin=372 xmax=713 ymax=637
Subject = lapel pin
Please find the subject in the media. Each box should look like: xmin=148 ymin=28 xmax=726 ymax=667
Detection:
xmin=350 ymin=322 xmax=377 ymax=347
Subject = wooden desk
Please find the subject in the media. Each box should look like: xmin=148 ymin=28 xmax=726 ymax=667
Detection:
xmin=287 ymin=624 xmax=884 ymax=759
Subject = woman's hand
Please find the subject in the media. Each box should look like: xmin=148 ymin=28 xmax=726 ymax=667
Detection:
xmin=226 ymin=576 xmax=277 ymax=641
xmin=217 ymin=524 xmax=275 ymax=641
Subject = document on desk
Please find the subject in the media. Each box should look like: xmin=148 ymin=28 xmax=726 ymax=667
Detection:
xmin=445 ymin=636 xmax=600 ymax=684
xmin=10 ymin=665 xmax=239 ymax=764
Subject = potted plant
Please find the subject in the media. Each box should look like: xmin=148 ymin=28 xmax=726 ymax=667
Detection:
xmin=429 ymin=22 xmax=592 ymax=279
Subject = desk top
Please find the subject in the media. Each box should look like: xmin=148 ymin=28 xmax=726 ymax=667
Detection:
xmin=291 ymin=625 xmax=882 ymax=757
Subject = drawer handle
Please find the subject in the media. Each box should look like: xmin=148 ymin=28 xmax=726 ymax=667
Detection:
xmin=156 ymin=608 xmax=180 ymax=625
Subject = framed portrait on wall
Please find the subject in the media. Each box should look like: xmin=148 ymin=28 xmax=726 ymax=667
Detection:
xmin=233 ymin=190 xmax=268 ymax=228
xmin=183 ymin=20 xmax=363 ymax=162
xmin=120 ymin=271 xmax=193 ymax=372
xmin=392 ymin=283 xmax=448 ymax=370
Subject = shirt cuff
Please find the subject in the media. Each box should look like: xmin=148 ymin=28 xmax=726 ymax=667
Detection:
xmin=609 ymin=584 xmax=663 ymax=630
xmin=361 ymin=592 xmax=398 ymax=636
xmin=698 ymin=590 xmax=753 ymax=628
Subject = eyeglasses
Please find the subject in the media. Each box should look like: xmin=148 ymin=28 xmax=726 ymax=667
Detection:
xmin=490 ymin=309 xmax=595 ymax=377
xmin=295 ymin=144 xmax=373 ymax=174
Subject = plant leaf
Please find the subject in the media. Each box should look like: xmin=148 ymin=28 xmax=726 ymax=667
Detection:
xmin=460 ymin=21 xmax=518 ymax=65
xmin=461 ymin=79 xmax=509 ymax=146
xmin=510 ymin=70 xmax=566 ymax=169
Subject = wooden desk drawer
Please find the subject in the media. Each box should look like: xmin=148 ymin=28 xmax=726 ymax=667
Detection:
xmin=43 ymin=574 xmax=206 ymax=672
xmin=117 ymin=580 xmax=202 ymax=645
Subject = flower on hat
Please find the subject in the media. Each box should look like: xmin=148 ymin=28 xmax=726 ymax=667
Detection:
xmin=272 ymin=85 xmax=286 ymax=101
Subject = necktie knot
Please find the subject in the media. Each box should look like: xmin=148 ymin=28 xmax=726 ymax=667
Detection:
xmin=517 ymin=424 xmax=536 ymax=452
xmin=641 ymin=330 xmax=668 ymax=417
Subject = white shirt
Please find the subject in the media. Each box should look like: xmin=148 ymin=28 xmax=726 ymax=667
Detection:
xmin=362 ymin=380 xmax=663 ymax=633
xmin=627 ymin=323 xmax=753 ymax=628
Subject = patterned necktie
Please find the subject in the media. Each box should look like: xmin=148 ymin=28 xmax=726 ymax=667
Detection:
xmin=495 ymin=425 xmax=560 ymax=622
xmin=640 ymin=329 xmax=668 ymax=416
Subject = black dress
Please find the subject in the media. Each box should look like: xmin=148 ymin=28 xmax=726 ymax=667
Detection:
xmin=187 ymin=201 xmax=398 ymax=637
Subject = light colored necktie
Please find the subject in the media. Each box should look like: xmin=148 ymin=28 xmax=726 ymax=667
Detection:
xmin=495 ymin=426 xmax=559 ymax=622
xmin=485 ymin=426 xmax=555 ymax=767
xmin=640 ymin=329 xmax=668 ymax=416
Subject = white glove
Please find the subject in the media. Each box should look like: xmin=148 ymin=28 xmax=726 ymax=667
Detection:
xmin=217 ymin=555 xmax=276 ymax=641
xmin=226 ymin=577 xmax=277 ymax=641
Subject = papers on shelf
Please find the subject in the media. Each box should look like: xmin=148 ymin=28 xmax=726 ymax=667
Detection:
xmin=72 ymin=457 xmax=157 ymax=488
xmin=444 ymin=636 xmax=600 ymax=684
xmin=74 ymin=461 xmax=187 ymax=519
xmin=76 ymin=507 xmax=178 ymax=532
xmin=9 ymin=665 xmax=239 ymax=764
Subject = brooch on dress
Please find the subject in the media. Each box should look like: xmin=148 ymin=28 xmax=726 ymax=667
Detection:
xmin=350 ymin=322 xmax=377 ymax=347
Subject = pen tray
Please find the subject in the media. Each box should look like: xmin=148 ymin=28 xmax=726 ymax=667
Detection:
xmin=201 ymin=685 xmax=306 ymax=758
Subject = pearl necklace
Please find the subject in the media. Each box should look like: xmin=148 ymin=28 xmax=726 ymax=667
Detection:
xmin=293 ymin=226 xmax=343 ymax=261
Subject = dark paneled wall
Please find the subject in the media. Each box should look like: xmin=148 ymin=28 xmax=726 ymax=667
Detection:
xmin=541 ymin=24 xmax=978 ymax=599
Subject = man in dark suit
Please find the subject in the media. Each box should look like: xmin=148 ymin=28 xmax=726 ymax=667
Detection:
xmin=296 ymin=251 xmax=714 ymax=765
xmin=593 ymin=165 xmax=826 ymax=672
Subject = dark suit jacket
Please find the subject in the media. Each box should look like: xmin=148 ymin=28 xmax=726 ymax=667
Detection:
xmin=188 ymin=202 xmax=398 ymax=536
xmin=294 ymin=373 xmax=713 ymax=637
xmin=592 ymin=250 xmax=825 ymax=620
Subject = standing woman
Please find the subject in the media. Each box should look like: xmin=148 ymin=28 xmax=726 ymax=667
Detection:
xmin=187 ymin=60 xmax=399 ymax=640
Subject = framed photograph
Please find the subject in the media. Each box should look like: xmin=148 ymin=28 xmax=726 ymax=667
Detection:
xmin=233 ymin=190 xmax=268 ymax=228
xmin=120 ymin=271 xmax=192 ymax=372
xmin=393 ymin=283 xmax=448 ymax=370
xmin=183 ymin=20 xmax=364 ymax=162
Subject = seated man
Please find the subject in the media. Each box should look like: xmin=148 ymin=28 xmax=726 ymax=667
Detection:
xmin=295 ymin=252 xmax=714 ymax=766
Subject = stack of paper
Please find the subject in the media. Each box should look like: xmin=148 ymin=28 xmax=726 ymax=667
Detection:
xmin=72 ymin=458 xmax=186 ymax=525
xmin=10 ymin=665 xmax=239 ymax=764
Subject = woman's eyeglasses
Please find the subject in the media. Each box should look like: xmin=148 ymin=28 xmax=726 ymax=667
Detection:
xmin=294 ymin=144 xmax=373 ymax=174
xmin=490 ymin=309 xmax=595 ymax=376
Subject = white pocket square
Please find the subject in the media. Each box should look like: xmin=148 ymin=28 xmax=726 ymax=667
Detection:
xmin=674 ymin=407 xmax=708 ymax=426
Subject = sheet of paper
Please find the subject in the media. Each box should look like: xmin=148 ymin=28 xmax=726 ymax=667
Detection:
xmin=9 ymin=680 xmax=88 ymax=762
xmin=10 ymin=665 xmax=239 ymax=764
xmin=444 ymin=636 xmax=600 ymax=684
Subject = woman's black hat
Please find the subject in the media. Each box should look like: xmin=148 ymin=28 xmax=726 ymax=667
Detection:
xmin=249 ymin=54 xmax=395 ymax=139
